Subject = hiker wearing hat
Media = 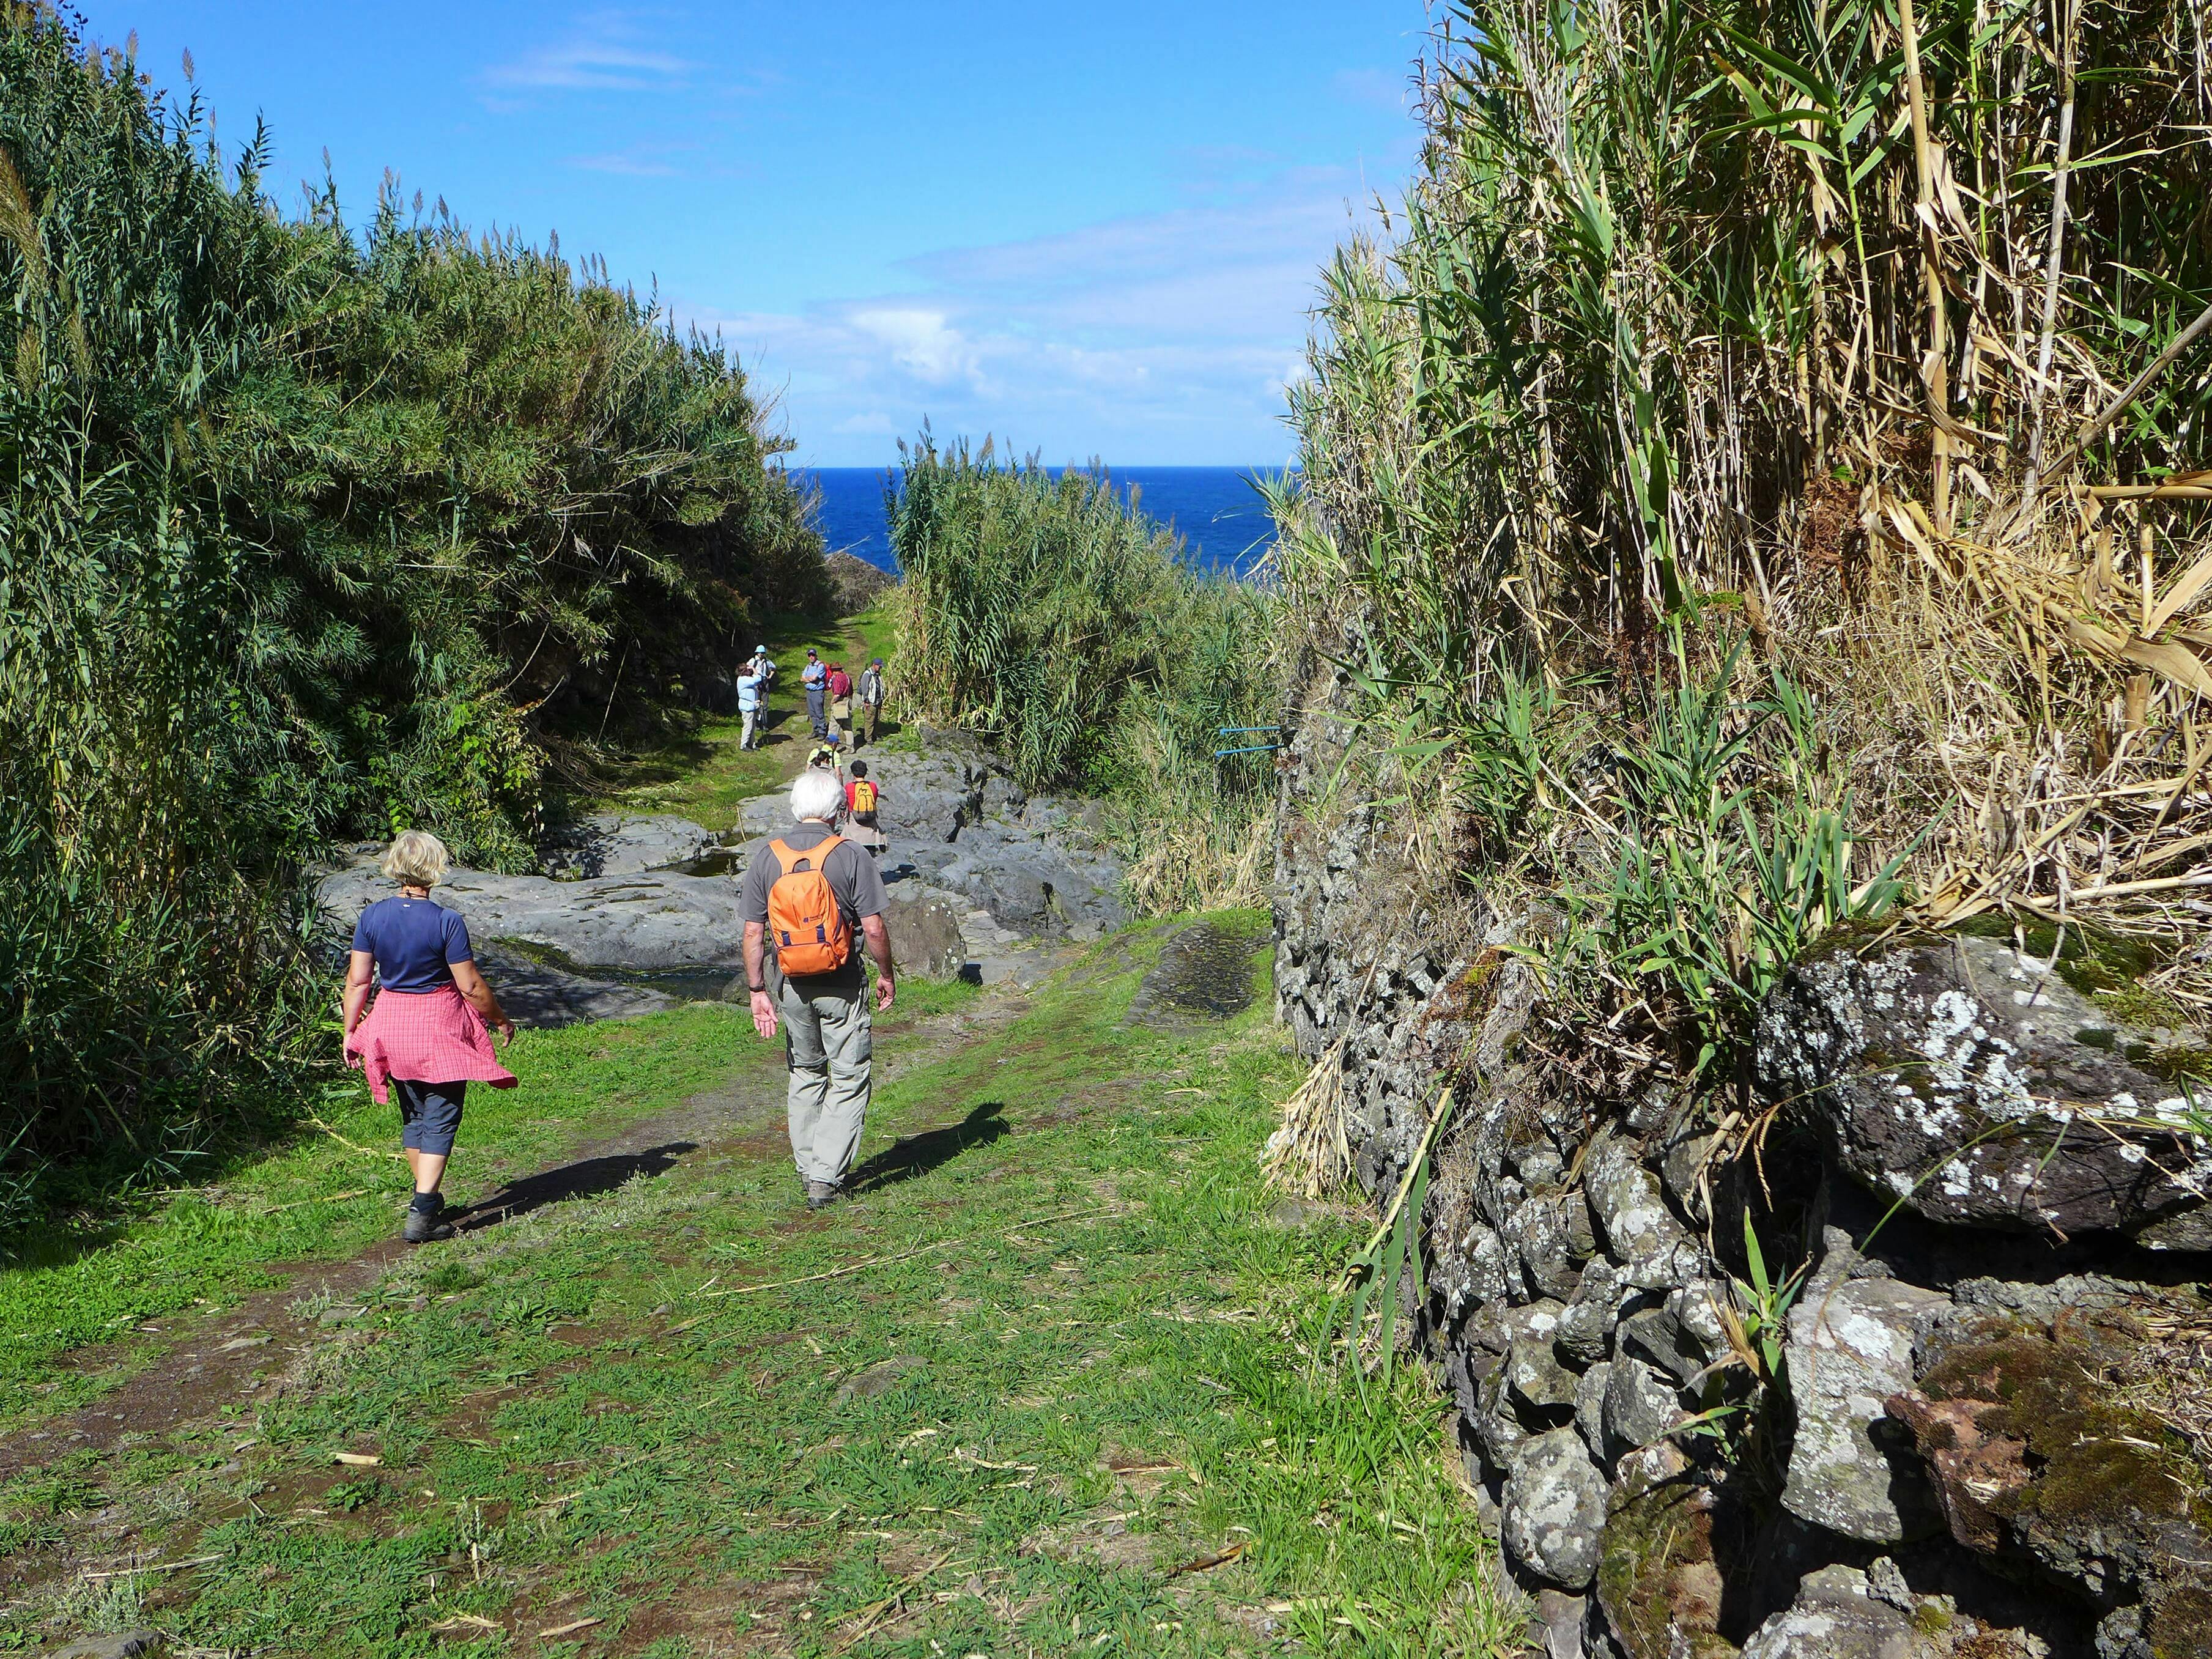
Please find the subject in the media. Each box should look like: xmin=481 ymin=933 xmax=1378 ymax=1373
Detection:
xmin=857 ymin=659 xmax=886 ymax=748
xmin=736 ymin=656 xmax=766 ymax=751
xmin=741 ymin=768 xmax=896 ymax=1209
xmin=802 ymin=648 xmax=829 ymax=740
xmin=827 ymin=662 xmax=853 ymax=744
xmin=341 ymin=830 xmax=518 ymax=1242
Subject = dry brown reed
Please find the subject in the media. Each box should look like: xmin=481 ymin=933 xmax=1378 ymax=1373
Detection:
xmin=1262 ymin=1040 xmax=1352 ymax=1200
xmin=1276 ymin=0 xmax=2212 ymax=1029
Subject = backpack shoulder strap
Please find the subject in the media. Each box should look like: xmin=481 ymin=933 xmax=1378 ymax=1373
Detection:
xmin=768 ymin=835 xmax=842 ymax=873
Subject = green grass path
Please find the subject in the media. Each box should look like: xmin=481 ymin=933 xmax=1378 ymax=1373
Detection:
xmin=1 ymin=923 xmax=1518 ymax=1658
xmin=588 ymin=604 xmax=903 ymax=832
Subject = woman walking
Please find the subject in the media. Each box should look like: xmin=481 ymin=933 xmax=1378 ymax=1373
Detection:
xmin=342 ymin=831 xmax=518 ymax=1242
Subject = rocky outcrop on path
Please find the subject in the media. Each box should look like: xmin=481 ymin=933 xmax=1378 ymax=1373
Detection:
xmin=316 ymin=728 xmax=1125 ymax=1023
xmin=1271 ymin=632 xmax=2212 ymax=1659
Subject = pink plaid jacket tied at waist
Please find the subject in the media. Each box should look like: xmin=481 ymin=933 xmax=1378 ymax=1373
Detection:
xmin=344 ymin=985 xmax=517 ymax=1104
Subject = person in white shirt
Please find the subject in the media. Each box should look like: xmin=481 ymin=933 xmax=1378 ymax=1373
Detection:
xmin=736 ymin=664 xmax=764 ymax=750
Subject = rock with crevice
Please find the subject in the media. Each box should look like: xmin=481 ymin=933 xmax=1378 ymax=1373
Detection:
xmin=1781 ymin=1248 xmax=1948 ymax=1545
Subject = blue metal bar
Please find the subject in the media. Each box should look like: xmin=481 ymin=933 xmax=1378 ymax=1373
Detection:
xmin=1214 ymin=744 xmax=1281 ymax=757
xmin=1216 ymin=725 xmax=1280 ymax=734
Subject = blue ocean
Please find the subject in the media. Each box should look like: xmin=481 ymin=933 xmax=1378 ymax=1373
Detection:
xmin=794 ymin=465 xmax=1285 ymax=579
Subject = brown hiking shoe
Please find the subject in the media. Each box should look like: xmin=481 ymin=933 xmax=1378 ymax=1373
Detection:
xmin=804 ymin=1180 xmax=843 ymax=1211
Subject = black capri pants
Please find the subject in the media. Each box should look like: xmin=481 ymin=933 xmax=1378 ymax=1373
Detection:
xmin=394 ymin=1079 xmax=467 ymax=1156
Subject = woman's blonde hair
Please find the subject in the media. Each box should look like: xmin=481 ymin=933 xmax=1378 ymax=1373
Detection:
xmin=380 ymin=829 xmax=453 ymax=889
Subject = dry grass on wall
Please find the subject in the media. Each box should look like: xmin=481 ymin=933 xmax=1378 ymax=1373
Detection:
xmin=1272 ymin=0 xmax=2212 ymax=1027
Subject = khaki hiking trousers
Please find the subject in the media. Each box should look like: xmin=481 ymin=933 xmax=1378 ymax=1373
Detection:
xmin=774 ymin=972 xmax=872 ymax=1186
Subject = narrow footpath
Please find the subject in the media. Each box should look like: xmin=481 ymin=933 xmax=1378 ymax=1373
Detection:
xmin=1 ymin=925 xmax=1520 ymax=1658
xmin=1 ymin=627 xmax=1521 ymax=1656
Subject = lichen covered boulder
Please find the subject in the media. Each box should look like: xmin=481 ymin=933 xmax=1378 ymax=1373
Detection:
xmin=1502 ymin=1427 xmax=1611 ymax=1588
xmin=1756 ymin=934 xmax=2212 ymax=1242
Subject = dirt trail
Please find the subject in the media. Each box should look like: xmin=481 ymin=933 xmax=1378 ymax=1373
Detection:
xmin=0 ymin=992 xmax=1025 ymax=1483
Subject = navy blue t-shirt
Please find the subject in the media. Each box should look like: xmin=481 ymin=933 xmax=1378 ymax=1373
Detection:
xmin=352 ymin=896 xmax=474 ymax=992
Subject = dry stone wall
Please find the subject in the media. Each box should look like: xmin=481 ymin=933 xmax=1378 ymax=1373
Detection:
xmin=1271 ymin=633 xmax=2212 ymax=1659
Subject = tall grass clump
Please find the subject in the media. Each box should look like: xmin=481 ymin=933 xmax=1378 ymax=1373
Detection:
xmin=1276 ymin=0 xmax=2212 ymax=1088
xmin=889 ymin=435 xmax=1276 ymax=913
xmin=0 ymin=5 xmax=825 ymax=1199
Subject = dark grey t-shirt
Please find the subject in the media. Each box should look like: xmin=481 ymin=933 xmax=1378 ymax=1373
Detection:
xmin=740 ymin=822 xmax=889 ymax=988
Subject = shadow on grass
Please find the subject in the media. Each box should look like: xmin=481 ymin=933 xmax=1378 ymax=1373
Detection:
xmin=455 ymin=1140 xmax=698 ymax=1231
xmin=848 ymin=1100 xmax=1007 ymax=1195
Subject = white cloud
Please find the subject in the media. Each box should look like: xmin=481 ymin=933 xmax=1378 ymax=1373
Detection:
xmin=484 ymin=15 xmax=689 ymax=93
xmin=849 ymin=309 xmax=980 ymax=386
xmin=680 ymin=165 xmax=1400 ymax=465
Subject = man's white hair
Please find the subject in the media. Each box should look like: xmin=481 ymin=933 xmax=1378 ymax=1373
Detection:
xmin=790 ymin=769 xmax=844 ymax=823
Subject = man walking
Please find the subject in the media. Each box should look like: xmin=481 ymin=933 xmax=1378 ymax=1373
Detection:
xmin=802 ymin=648 xmax=829 ymax=741
xmin=742 ymin=769 xmax=896 ymax=1208
xmin=857 ymin=658 xmax=886 ymax=748
xmin=736 ymin=659 xmax=765 ymax=750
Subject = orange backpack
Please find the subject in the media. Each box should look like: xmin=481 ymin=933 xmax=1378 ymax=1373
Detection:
xmin=766 ymin=837 xmax=852 ymax=975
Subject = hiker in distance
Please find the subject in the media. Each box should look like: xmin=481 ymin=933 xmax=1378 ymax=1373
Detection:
xmin=736 ymin=650 xmax=766 ymax=751
xmin=802 ymin=647 xmax=829 ymax=741
xmin=741 ymin=768 xmax=897 ymax=1209
xmin=856 ymin=657 xmax=886 ymax=748
xmin=828 ymin=660 xmax=854 ymax=745
xmin=341 ymin=830 xmax=518 ymax=1243
xmin=846 ymin=759 xmax=886 ymax=858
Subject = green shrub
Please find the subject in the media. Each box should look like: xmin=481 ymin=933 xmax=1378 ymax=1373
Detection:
xmin=0 ymin=6 xmax=825 ymax=1185
xmin=888 ymin=435 xmax=1276 ymax=909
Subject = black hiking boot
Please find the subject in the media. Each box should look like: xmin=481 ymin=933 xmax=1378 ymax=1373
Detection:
xmin=402 ymin=1197 xmax=453 ymax=1243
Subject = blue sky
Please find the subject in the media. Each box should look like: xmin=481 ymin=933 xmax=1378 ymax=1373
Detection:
xmin=95 ymin=4 xmax=1427 ymax=467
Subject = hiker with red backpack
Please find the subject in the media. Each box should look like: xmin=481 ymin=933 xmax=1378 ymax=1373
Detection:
xmin=739 ymin=767 xmax=896 ymax=1208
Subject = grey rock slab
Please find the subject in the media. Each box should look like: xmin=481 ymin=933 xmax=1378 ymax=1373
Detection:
xmin=1463 ymin=1227 xmax=1515 ymax=1307
xmin=1501 ymin=1427 xmax=1610 ymax=1589
xmin=1535 ymin=1588 xmax=1588 ymax=1659
xmin=475 ymin=945 xmax=675 ymax=1027
xmin=1739 ymin=1564 xmax=1933 ymax=1659
xmin=1584 ymin=1137 xmax=1701 ymax=1290
xmin=1757 ymin=933 xmax=2212 ymax=1240
xmin=540 ymin=812 xmax=716 ymax=879
xmin=1781 ymin=1268 xmax=1948 ymax=1544
xmin=1125 ymin=920 xmax=1263 ymax=1026
xmin=318 ymin=862 xmax=743 ymax=972
xmin=1618 ymin=1304 xmax=1707 ymax=1387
